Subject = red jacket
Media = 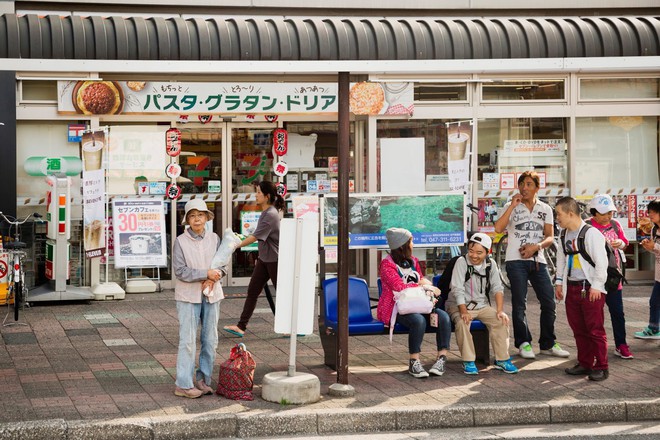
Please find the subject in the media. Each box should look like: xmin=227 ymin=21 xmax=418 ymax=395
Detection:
xmin=377 ymin=254 xmax=424 ymax=325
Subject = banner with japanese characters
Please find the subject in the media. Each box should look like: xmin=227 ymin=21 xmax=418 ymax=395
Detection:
xmin=81 ymin=130 xmax=107 ymax=258
xmin=112 ymin=199 xmax=167 ymax=268
xmin=57 ymin=81 xmax=414 ymax=116
xmin=446 ymin=121 xmax=473 ymax=191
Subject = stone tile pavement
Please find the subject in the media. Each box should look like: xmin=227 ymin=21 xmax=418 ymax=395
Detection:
xmin=0 ymin=282 xmax=657 ymax=439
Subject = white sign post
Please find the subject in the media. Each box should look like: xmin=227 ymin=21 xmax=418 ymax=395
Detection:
xmin=262 ymin=218 xmax=320 ymax=404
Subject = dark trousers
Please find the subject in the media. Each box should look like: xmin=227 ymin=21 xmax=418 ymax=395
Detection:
xmin=649 ymin=281 xmax=660 ymax=332
xmin=605 ymin=288 xmax=627 ymax=347
xmin=237 ymin=258 xmax=278 ymax=331
xmin=566 ymin=282 xmax=608 ymax=371
xmin=506 ymin=260 xmax=557 ymax=350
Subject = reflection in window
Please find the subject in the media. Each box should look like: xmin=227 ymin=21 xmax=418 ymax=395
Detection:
xmin=477 ymin=118 xmax=568 ymax=190
xmin=414 ymin=83 xmax=467 ymax=101
xmin=575 ymin=116 xmax=659 ymax=191
xmin=232 ymin=128 xmax=275 ymax=193
xmin=482 ymin=80 xmax=565 ymax=100
xmin=580 ymin=78 xmax=659 ymax=100
xmin=21 ymin=80 xmax=58 ymax=101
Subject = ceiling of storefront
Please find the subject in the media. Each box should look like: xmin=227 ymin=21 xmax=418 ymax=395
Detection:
xmin=0 ymin=14 xmax=658 ymax=61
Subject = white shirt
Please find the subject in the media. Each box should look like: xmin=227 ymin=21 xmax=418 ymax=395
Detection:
xmin=501 ymin=198 xmax=554 ymax=264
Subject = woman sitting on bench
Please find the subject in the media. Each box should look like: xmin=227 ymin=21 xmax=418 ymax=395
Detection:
xmin=377 ymin=227 xmax=452 ymax=378
xmin=445 ymin=233 xmax=518 ymax=375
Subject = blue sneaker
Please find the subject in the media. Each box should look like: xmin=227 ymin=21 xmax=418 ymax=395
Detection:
xmin=463 ymin=361 xmax=479 ymax=375
xmin=494 ymin=358 xmax=519 ymax=374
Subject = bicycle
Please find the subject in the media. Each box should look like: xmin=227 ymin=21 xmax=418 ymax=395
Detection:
xmin=0 ymin=211 xmax=42 ymax=324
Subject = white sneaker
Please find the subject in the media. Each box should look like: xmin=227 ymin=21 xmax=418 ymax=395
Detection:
xmin=518 ymin=342 xmax=536 ymax=359
xmin=540 ymin=343 xmax=570 ymax=358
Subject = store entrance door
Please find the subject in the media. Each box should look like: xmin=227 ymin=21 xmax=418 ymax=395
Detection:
xmin=223 ymin=123 xmax=277 ymax=287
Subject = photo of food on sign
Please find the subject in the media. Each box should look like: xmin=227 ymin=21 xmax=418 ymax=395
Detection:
xmin=72 ymin=81 xmax=124 ymax=115
xmin=349 ymin=81 xmax=414 ymax=116
xmin=118 ymin=233 xmax=162 ymax=256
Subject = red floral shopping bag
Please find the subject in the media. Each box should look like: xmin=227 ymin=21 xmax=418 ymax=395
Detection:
xmin=216 ymin=343 xmax=256 ymax=400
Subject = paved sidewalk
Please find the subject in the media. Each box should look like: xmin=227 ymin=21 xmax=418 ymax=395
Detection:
xmin=0 ymin=282 xmax=658 ymax=439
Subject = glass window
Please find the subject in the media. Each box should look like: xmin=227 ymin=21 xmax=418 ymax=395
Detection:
xmin=20 ymin=80 xmax=58 ymax=102
xmin=580 ymin=78 xmax=659 ymax=100
xmin=414 ymin=82 xmax=467 ymax=101
xmin=477 ymin=118 xmax=568 ymax=190
xmin=377 ymin=119 xmax=454 ymax=191
xmin=231 ymin=127 xmax=276 ymax=193
xmin=574 ymin=116 xmax=659 ymax=191
xmin=482 ymin=80 xmax=565 ymax=101
xmin=179 ymin=128 xmax=223 ymax=194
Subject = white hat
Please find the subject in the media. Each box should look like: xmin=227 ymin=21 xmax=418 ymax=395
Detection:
xmin=385 ymin=227 xmax=412 ymax=250
xmin=468 ymin=232 xmax=492 ymax=251
xmin=182 ymin=199 xmax=214 ymax=225
xmin=588 ymin=194 xmax=617 ymax=215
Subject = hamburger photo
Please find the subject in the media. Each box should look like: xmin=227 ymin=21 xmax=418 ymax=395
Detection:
xmin=72 ymin=81 xmax=123 ymax=115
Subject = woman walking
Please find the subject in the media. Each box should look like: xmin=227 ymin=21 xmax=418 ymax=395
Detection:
xmin=223 ymin=181 xmax=285 ymax=337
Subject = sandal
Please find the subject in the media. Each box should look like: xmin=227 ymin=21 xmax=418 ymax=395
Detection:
xmin=223 ymin=325 xmax=244 ymax=337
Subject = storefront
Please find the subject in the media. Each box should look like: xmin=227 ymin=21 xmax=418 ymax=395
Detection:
xmin=1 ymin=13 xmax=659 ymax=289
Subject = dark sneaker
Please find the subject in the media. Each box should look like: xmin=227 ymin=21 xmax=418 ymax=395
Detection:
xmin=615 ymin=344 xmax=634 ymax=359
xmin=588 ymin=369 xmax=609 ymax=381
xmin=565 ymin=364 xmax=591 ymax=375
xmin=493 ymin=358 xmax=519 ymax=374
xmin=463 ymin=361 xmax=479 ymax=375
xmin=429 ymin=355 xmax=446 ymax=376
xmin=408 ymin=359 xmax=429 ymax=378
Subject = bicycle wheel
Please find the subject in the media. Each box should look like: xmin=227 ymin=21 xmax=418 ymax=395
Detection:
xmin=545 ymin=242 xmax=558 ymax=282
xmin=494 ymin=236 xmax=510 ymax=289
xmin=13 ymin=280 xmax=22 ymax=322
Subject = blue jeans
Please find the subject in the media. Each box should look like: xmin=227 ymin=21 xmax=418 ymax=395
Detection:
xmin=605 ymin=288 xmax=627 ymax=347
xmin=396 ymin=308 xmax=451 ymax=354
xmin=175 ymin=299 xmax=220 ymax=389
xmin=506 ymin=260 xmax=557 ymax=350
xmin=649 ymin=281 xmax=660 ymax=332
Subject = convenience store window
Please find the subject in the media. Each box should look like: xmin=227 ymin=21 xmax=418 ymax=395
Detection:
xmin=481 ymin=79 xmax=565 ymax=101
xmin=574 ymin=116 xmax=660 ymax=191
xmin=579 ymin=77 xmax=660 ymax=101
xmin=476 ymin=118 xmax=568 ymax=191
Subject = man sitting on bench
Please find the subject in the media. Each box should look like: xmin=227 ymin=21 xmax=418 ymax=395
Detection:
xmin=445 ymin=233 xmax=519 ymax=375
xmin=377 ymin=227 xmax=453 ymax=379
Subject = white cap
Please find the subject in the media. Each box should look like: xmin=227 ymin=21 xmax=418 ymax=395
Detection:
xmin=468 ymin=232 xmax=492 ymax=251
xmin=182 ymin=199 xmax=214 ymax=225
xmin=588 ymin=194 xmax=617 ymax=215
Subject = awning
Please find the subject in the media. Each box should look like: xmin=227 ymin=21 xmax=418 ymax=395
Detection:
xmin=1 ymin=14 xmax=658 ymax=61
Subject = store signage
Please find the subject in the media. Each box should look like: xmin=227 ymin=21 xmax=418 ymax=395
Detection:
xmin=273 ymin=129 xmax=288 ymax=156
xmin=165 ymin=163 xmax=182 ymax=179
xmin=273 ymin=160 xmax=288 ymax=177
xmin=149 ymin=182 xmax=167 ymax=195
xmin=503 ymin=139 xmax=565 ymax=152
xmin=276 ymin=182 xmax=287 ymax=197
xmin=165 ymin=128 xmax=182 ymax=157
xmin=57 ymin=81 xmax=415 ymax=116
xmin=208 ymin=180 xmax=221 ymax=193
xmin=198 ymin=115 xmax=213 ymax=124
xmin=166 ymin=183 xmax=181 ymax=199
xmin=24 ymin=156 xmax=82 ymax=176
xmin=112 ymin=199 xmax=167 ymax=268
xmin=68 ymin=124 xmax=86 ymax=142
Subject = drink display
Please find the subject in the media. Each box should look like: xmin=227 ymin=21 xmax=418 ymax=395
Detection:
xmin=82 ymin=140 xmax=103 ymax=171
xmin=448 ymin=132 xmax=470 ymax=161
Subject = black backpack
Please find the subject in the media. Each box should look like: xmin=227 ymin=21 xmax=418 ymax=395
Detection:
xmin=435 ymin=255 xmax=492 ymax=309
xmin=559 ymin=225 xmax=625 ymax=292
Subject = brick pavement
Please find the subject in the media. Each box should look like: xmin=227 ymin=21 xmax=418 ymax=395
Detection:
xmin=0 ymin=282 xmax=657 ymax=438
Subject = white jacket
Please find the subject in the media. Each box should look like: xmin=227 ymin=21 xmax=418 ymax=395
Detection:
xmin=555 ymin=222 xmax=608 ymax=294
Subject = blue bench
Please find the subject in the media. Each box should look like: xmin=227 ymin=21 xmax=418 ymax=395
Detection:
xmin=319 ymin=276 xmax=490 ymax=370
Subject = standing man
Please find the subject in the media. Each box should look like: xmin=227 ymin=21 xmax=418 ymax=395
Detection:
xmin=554 ymin=197 xmax=609 ymax=381
xmin=494 ymin=171 xmax=569 ymax=359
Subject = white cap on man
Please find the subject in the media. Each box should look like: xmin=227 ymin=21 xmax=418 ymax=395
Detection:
xmin=468 ymin=232 xmax=492 ymax=251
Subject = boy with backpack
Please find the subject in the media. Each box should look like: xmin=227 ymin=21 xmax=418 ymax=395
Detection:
xmin=444 ymin=233 xmax=518 ymax=375
xmin=554 ymin=197 xmax=610 ymax=381
xmin=586 ymin=194 xmax=633 ymax=358
xmin=637 ymin=199 xmax=660 ymax=340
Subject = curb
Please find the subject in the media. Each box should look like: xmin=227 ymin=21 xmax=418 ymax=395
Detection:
xmin=0 ymin=398 xmax=658 ymax=439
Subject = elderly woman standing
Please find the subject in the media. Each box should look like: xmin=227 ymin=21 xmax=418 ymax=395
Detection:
xmin=377 ymin=227 xmax=452 ymax=378
xmin=173 ymin=199 xmax=224 ymax=398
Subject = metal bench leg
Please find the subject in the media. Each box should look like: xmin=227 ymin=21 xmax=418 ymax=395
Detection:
xmin=472 ymin=328 xmax=491 ymax=365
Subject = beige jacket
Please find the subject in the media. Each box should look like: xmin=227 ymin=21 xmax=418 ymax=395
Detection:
xmin=174 ymin=231 xmax=224 ymax=303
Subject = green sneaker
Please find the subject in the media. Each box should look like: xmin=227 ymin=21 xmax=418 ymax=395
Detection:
xmin=634 ymin=327 xmax=660 ymax=340
xmin=518 ymin=342 xmax=535 ymax=359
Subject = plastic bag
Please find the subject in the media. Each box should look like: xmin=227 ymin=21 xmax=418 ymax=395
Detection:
xmin=216 ymin=343 xmax=256 ymax=400
xmin=211 ymin=228 xmax=242 ymax=270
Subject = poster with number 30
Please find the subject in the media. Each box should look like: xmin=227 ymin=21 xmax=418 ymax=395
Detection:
xmin=112 ymin=199 xmax=168 ymax=268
